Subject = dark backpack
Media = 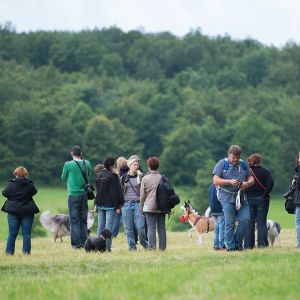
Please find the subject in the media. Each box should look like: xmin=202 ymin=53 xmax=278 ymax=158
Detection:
xmin=156 ymin=175 xmax=180 ymax=213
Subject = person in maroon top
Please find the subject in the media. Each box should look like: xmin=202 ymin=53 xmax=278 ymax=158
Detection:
xmin=244 ymin=153 xmax=274 ymax=249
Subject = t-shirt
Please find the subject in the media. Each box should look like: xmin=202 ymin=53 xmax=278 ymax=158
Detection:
xmin=212 ymin=158 xmax=252 ymax=203
xmin=61 ymin=160 xmax=92 ymax=196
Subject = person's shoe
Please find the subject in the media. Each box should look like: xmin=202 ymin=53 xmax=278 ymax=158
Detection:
xmin=213 ymin=246 xmax=220 ymax=251
xmin=227 ymin=248 xmax=235 ymax=252
xmin=235 ymin=245 xmax=244 ymax=251
xmin=220 ymin=246 xmax=227 ymax=251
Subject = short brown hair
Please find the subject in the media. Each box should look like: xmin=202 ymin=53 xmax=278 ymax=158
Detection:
xmin=94 ymin=164 xmax=104 ymax=175
xmin=247 ymin=153 xmax=261 ymax=167
xmin=228 ymin=145 xmax=242 ymax=156
xmin=147 ymin=156 xmax=160 ymax=170
xmin=13 ymin=166 xmax=29 ymax=178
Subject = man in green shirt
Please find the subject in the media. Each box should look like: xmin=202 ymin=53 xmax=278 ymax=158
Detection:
xmin=61 ymin=145 xmax=92 ymax=249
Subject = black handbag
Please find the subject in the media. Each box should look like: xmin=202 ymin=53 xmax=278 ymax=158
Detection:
xmin=285 ymin=195 xmax=295 ymax=214
xmin=74 ymin=160 xmax=95 ymax=200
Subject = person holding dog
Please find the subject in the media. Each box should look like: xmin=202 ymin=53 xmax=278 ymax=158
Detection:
xmin=95 ymin=157 xmax=124 ymax=251
xmin=121 ymin=156 xmax=148 ymax=251
xmin=213 ymin=145 xmax=254 ymax=251
xmin=61 ymin=145 xmax=92 ymax=249
xmin=2 ymin=166 xmax=39 ymax=255
xmin=244 ymin=153 xmax=274 ymax=249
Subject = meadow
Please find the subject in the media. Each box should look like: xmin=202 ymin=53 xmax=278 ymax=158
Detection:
xmin=0 ymin=188 xmax=299 ymax=300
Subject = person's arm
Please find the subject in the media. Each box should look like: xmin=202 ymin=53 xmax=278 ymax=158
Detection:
xmin=265 ymin=171 xmax=274 ymax=196
xmin=29 ymin=182 xmax=38 ymax=196
xmin=2 ymin=183 xmax=12 ymax=198
xmin=240 ymin=176 xmax=255 ymax=190
xmin=61 ymin=163 xmax=68 ymax=180
xmin=140 ymin=177 xmax=146 ymax=212
xmin=213 ymin=175 xmax=241 ymax=187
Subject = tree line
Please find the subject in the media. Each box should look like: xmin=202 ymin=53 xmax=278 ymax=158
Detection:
xmin=0 ymin=22 xmax=299 ymax=209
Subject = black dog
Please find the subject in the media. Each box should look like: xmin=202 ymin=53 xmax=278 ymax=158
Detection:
xmin=84 ymin=229 xmax=112 ymax=252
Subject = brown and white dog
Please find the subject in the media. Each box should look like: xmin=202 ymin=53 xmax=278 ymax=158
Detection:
xmin=179 ymin=200 xmax=214 ymax=245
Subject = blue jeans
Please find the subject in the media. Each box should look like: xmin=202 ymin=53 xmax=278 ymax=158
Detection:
xmin=244 ymin=196 xmax=267 ymax=249
xmin=296 ymin=206 xmax=300 ymax=248
xmin=112 ymin=211 xmax=122 ymax=237
xmin=68 ymin=195 xmax=88 ymax=248
xmin=97 ymin=207 xmax=116 ymax=250
xmin=213 ymin=214 xmax=225 ymax=249
xmin=122 ymin=202 xmax=147 ymax=250
xmin=6 ymin=214 xmax=34 ymax=255
xmin=222 ymin=201 xmax=250 ymax=250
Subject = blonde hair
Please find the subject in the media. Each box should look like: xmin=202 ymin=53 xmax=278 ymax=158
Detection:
xmin=13 ymin=166 xmax=29 ymax=178
xmin=116 ymin=157 xmax=127 ymax=174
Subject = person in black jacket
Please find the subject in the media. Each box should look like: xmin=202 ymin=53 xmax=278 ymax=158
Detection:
xmin=1 ymin=166 xmax=39 ymax=255
xmin=94 ymin=157 xmax=124 ymax=251
xmin=292 ymin=152 xmax=300 ymax=248
xmin=244 ymin=154 xmax=274 ymax=249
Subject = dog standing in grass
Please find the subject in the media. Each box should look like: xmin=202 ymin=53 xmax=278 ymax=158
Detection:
xmin=267 ymin=220 xmax=281 ymax=246
xmin=40 ymin=211 xmax=94 ymax=242
xmin=85 ymin=229 xmax=112 ymax=252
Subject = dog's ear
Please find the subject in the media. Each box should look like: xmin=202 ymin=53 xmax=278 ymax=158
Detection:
xmin=188 ymin=200 xmax=191 ymax=204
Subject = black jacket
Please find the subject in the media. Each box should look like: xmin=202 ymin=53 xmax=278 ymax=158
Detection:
xmin=246 ymin=165 xmax=274 ymax=199
xmin=1 ymin=178 xmax=39 ymax=216
xmin=293 ymin=166 xmax=300 ymax=206
xmin=94 ymin=169 xmax=124 ymax=208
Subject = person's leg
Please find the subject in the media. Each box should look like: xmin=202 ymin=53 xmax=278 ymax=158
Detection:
xmin=222 ymin=202 xmax=236 ymax=250
xmin=97 ymin=208 xmax=106 ymax=237
xmin=79 ymin=195 xmax=88 ymax=246
xmin=68 ymin=195 xmax=83 ymax=248
xmin=20 ymin=216 xmax=34 ymax=254
xmin=157 ymin=213 xmax=166 ymax=250
xmin=218 ymin=214 xmax=225 ymax=249
xmin=235 ymin=201 xmax=250 ymax=250
xmin=145 ymin=213 xmax=157 ymax=250
xmin=213 ymin=216 xmax=220 ymax=249
xmin=244 ymin=198 xmax=256 ymax=249
xmin=133 ymin=203 xmax=147 ymax=248
xmin=256 ymin=196 xmax=267 ymax=248
xmin=295 ymin=206 xmax=300 ymax=248
xmin=122 ymin=203 xmax=136 ymax=250
xmin=6 ymin=214 xmax=21 ymax=255
xmin=112 ymin=211 xmax=122 ymax=237
xmin=104 ymin=209 xmax=116 ymax=251
xmin=263 ymin=197 xmax=270 ymax=246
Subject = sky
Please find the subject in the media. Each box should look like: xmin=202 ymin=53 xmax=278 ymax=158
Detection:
xmin=0 ymin=0 xmax=299 ymax=47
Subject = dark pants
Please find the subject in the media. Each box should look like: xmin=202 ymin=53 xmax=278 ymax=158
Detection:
xmin=6 ymin=214 xmax=34 ymax=255
xmin=244 ymin=196 xmax=268 ymax=249
xmin=68 ymin=194 xmax=88 ymax=248
xmin=145 ymin=212 xmax=166 ymax=250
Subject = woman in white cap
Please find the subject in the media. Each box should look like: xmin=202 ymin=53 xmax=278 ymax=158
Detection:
xmin=121 ymin=156 xmax=147 ymax=251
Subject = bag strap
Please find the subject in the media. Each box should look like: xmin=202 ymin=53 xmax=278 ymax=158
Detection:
xmin=250 ymin=167 xmax=266 ymax=190
xmin=74 ymin=160 xmax=88 ymax=184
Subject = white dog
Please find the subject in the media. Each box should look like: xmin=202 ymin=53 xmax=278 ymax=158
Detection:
xmin=267 ymin=219 xmax=281 ymax=247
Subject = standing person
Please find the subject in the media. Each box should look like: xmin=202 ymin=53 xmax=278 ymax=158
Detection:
xmin=292 ymin=152 xmax=300 ymax=249
xmin=112 ymin=157 xmax=127 ymax=238
xmin=61 ymin=145 xmax=92 ymax=249
xmin=95 ymin=157 xmax=124 ymax=251
xmin=121 ymin=157 xmax=147 ymax=251
xmin=213 ymin=145 xmax=254 ymax=251
xmin=1 ymin=166 xmax=39 ymax=255
xmin=140 ymin=156 xmax=167 ymax=251
xmin=244 ymin=153 xmax=274 ymax=249
xmin=208 ymin=183 xmax=225 ymax=250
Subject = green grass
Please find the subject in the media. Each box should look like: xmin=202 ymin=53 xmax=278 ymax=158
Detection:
xmin=0 ymin=188 xmax=299 ymax=299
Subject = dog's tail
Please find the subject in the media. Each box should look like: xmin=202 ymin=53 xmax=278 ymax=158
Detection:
xmin=275 ymin=221 xmax=281 ymax=234
xmin=204 ymin=207 xmax=211 ymax=218
xmin=40 ymin=211 xmax=57 ymax=233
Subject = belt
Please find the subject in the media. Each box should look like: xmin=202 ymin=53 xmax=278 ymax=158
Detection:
xmin=125 ymin=200 xmax=140 ymax=204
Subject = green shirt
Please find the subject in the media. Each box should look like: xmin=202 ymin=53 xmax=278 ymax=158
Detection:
xmin=61 ymin=160 xmax=92 ymax=196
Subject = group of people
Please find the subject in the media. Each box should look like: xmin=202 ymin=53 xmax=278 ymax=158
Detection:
xmin=1 ymin=144 xmax=300 ymax=255
xmin=61 ymin=145 xmax=167 ymax=252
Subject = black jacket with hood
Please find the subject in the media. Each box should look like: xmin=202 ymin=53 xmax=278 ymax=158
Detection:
xmin=1 ymin=178 xmax=39 ymax=216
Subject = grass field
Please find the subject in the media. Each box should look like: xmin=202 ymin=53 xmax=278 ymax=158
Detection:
xmin=0 ymin=188 xmax=299 ymax=300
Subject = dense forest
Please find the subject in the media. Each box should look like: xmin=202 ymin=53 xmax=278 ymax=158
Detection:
xmin=0 ymin=22 xmax=299 ymax=209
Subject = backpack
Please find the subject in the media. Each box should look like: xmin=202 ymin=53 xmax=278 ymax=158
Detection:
xmin=223 ymin=158 xmax=247 ymax=173
xmin=156 ymin=175 xmax=180 ymax=213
